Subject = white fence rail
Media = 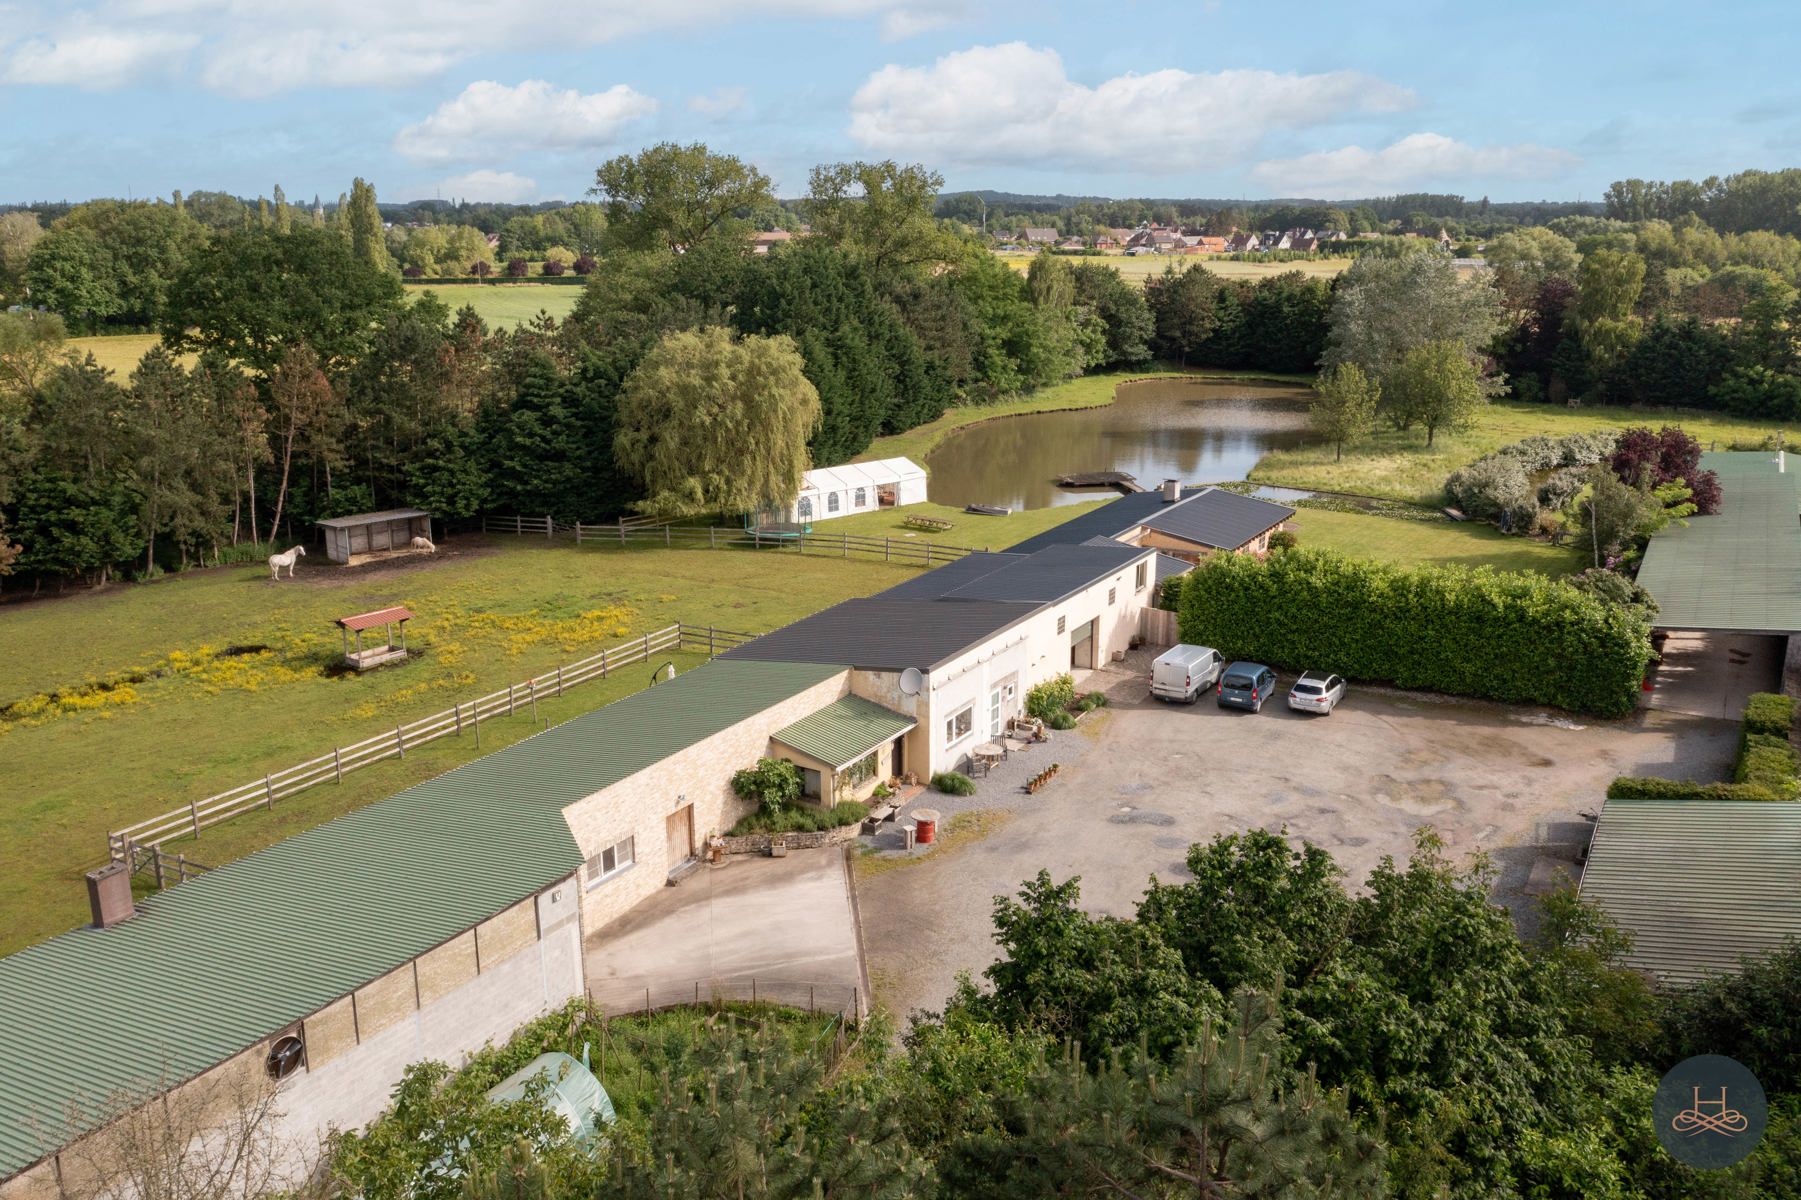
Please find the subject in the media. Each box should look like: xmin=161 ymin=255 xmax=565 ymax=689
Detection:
xmin=484 ymin=516 xmax=976 ymax=567
xmin=107 ymin=622 xmax=755 ymax=870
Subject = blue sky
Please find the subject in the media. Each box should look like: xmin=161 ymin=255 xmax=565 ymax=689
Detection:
xmin=2 ymin=0 xmax=1797 ymax=206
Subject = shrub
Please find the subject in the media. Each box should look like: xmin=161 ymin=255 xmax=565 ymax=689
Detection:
xmin=401 ymin=264 xmax=424 ymax=279
xmin=1565 ymin=568 xmax=1658 ymax=619
xmin=1026 ymin=673 xmax=1076 ymax=721
xmin=1610 ymin=426 xmax=1722 ymax=516
xmin=1743 ymin=692 xmax=1796 ymax=739
xmin=1158 ymin=575 xmax=1184 ymax=612
xmin=1175 ymin=548 xmax=1651 ymax=717
xmin=1605 ymin=776 xmax=1785 ymax=802
xmin=572 ymin=254 xmax=598 ymax=275
xmin=1736 ymin=734 xmax=1800 ymax=798
xmin=932 ymin=771 xmax=976 ymax=796
xmin=1076 ymin=691 xmax=1109 ymax=711
xmin=1443 ymin=430 xmax=1619 ymax=530
xmin=1047 ymin=710 xmax=1078 ymax=730
xmin=1267 ymin=529 xmax=1298 ymax=552
xmin=506 ymin=258 xmax=528 ymax=278
xmin=727 ymin=801 xmax=868 ymax=836
xmin=541 ymin=258 xmax=566 ymax=277
xmin=730 ymin=757 xmax=803 ymax=816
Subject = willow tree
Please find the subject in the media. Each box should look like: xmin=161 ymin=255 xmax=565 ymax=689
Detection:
xmin=614 ymin=326 xmax=820 ymax=519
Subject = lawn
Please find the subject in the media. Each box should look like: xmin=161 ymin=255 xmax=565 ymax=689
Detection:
xmin=404 ymin=282 xmax=583 ymax=327
xmin=66 ymin=333 xmax=171 ymax=377
xmin=822 ymin=498 xmax=1111 ymax=550
xmin=1250 ymin=401 xmax=1795 ymax=505
xmin=1290 ymin=508 xmax=1583 ymax=576
xmin=996 ymin=252 xmax=1353 ymax=283
xmin=856 ymin=366 xmax=1312 ymax=468
xmin=0 ymin=536 xmax=920 ymax=954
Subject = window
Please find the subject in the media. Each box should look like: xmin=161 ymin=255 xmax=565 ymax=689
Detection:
xmin=584 ymin=836 xmax=635 ymax=889
xmin=827 ymin=492 xmax=840 ymax=513
xmin=854 ymin=487 xmax=866 ymax=508
xmin=798 ymin=497 xmax=813 ymax=519
xmin=944 ymin=706 xmax=974 ymax=745
xmin=1056 ymin=615 xmax=1066 ymax=634
xmin=1135 ymin=562 xmax=1148 ymax=591
xmin=845 ymin=750 xmax=878 ymax=787
xmin=1108 ymin=586 xmax=1117 ymax=605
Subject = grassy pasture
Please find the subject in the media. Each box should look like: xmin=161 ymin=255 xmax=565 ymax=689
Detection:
xmin=0 ymin=537 xmax=919 ymax=954
xmin=1248 ymin=402 xmax=1794 ymax=506
xmin=403 ymin=281 xmax=583 ymax=326
xmin=1289 ymin=507 xmax=1582 ymax=576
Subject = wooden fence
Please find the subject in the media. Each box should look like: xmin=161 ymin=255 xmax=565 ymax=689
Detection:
xmin=482 ymin=515 xmax=975 ymax=568
xmin=107 ymin=622 xmax=756 ymax=871
xmin=128 ymin=843 xmax=210 ymax=891
xmin=1139 ymin=606 xmax=1179 ymax=647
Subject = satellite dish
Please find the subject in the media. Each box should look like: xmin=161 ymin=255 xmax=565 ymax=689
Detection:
xmin=898 ymin=667 xmax=924 ymax=696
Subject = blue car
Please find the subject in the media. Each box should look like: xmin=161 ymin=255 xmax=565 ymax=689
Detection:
xmin=1216 ymin=662 xmax=1277 ymax=712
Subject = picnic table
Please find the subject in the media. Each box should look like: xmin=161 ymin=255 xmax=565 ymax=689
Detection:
xmin=903 ymin=515 xmax=955 ymax=532
xmin=970 ymin=741 xmax=1006 ymax=776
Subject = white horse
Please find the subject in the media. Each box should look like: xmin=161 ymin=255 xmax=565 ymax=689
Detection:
xmin=410 ymin=536 xmax=436 ymax=554
xmin=268 ymin=545 xmax=305 ymax=580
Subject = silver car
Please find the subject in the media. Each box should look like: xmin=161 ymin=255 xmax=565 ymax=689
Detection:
xmin=1287 ymin=672 xmax=1346 ymax=715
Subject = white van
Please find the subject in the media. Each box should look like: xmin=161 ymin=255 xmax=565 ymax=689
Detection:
xmin=1150 ymin=644 xmax=1224 ymax=703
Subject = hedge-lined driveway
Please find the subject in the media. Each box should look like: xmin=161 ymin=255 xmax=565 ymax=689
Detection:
xmin=859 ymin=655 xmax=1747 ymax=1022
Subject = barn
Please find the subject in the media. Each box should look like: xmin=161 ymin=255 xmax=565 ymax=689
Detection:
xmin=317 ymin=510 xmax=433 ymax=565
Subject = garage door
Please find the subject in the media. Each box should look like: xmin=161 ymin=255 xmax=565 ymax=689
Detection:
xmin=1070 ymin=618 xmax=1096 ymax=669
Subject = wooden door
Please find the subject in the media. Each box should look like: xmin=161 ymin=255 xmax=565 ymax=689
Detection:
xmin=665 ymin=805 xmax=694 ymax=868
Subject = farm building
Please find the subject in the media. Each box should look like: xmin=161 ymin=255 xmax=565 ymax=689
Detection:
xmin=0 ymin=535 xmax=1162 ymax=1195
xmin=760 ymin=458 xmax=927 ymax=527
xmin=317 ymin=509 xmax=433 ymax=565
xmin=1008 ymin=483 xmax=1294 ymax=561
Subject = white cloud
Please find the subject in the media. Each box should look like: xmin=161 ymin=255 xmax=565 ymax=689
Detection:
xmin=848 ymin=43 xmax=1415 ymax=172
xmin=879 ymin=6 xmax=957 ymax=40
xmin=395 ymin=79 xmax=658 ymax=163
xmin=688 ymin=85 xmax=748 ymax=117
xmin=436 ymin=169 xmax=539 ymax=203
xmin=3 ymin=0 xmax=956 ymax=94
xmin=1251 ymin=132 xmax=1581 ymax=195
xmin=3 ymin=26 xmax=197 ymax=88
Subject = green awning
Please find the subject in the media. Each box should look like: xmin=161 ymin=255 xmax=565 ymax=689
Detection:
xmin=1634 ymin=452 xmax=1801 ymax=634
xmin=772 ymin=695 xmax=915 ymax=770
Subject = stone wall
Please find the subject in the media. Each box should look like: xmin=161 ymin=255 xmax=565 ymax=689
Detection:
xmin=715 ymin=822 xmax=863 ymax=856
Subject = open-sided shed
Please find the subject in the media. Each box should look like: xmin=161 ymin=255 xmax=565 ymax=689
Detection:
xmin=317 ymin=509 xmax=433 ymax=565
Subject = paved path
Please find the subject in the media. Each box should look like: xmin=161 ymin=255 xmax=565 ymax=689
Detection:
xmin=1646 ymin=631 xmax=1782 ymax=720
xmin=585 ymin=850 xmax=866 ymax=1017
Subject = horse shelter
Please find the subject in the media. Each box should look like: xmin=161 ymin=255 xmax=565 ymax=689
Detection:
xmin=317 ymin=509 xmax=434 ymax=565
xmin=336 ymin=606 xmax=414 ymax=671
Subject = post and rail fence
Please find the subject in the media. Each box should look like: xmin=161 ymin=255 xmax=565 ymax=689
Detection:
xmin=482 ymin=514 xmax=975 ymax=568
xmin=107 ymin=622 xmax=756 ymax=877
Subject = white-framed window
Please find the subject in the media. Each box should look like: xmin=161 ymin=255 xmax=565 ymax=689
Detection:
xmin=798 ymin=497 xmax=813 ymax=519
xmin=584 ymin=836 xmax=635 ymax=889
xmin=854 ymin=487 xmax=866 ymax=508
xmin=944 ymin=706 xmax=974 ymax=745
xmin=1108 ymin=586 xmax=1117 ymax=605
xmin=827 ymin=493 xmax=841 ymax=513
xmin=1136 ymin=562 xmax=1148 ymax=591
xmin=1056 ymin=615 xmax=1066 ymax=634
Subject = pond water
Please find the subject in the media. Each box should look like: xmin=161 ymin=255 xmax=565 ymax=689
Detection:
xmin=925 ymin=377 xmax=1314 ymax=511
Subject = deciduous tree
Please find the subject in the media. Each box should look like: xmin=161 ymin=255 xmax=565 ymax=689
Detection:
xmin=803 ymin=160 xmax=958 ymax=278
xmin=593 ymin=142 xmax=774 ymax=253
xmin=1383 ymin=340 xmax=1487 ymax=446
xmin=1324 ymin=252 xmax=1505 ymax=388
xmin=1308 ymin=362 xmax=1379 ymax=461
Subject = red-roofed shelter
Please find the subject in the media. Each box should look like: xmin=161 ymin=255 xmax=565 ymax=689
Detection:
xmin=336 ymin=606 xmax=415 ymax=670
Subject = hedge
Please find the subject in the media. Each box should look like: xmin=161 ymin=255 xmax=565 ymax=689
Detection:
xmin=1175 ymin=548 xmax=1651 ymax=717
xmin=1605 ymin=776 xmax=1787 ymax=803
xmin=1743 ymin=692 xmax=1796 ymax=739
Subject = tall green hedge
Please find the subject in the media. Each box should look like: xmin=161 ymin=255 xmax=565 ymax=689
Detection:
xmin=1175 ymin=548 xmax=1652 ymax=717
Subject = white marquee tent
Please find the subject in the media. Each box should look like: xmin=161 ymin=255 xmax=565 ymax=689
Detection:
xmin=765 ymin=457 xmax=928 ymax=526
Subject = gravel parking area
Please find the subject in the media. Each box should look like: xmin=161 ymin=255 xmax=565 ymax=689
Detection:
xmin=858 ymin=648 xmax=1751 ymax=1022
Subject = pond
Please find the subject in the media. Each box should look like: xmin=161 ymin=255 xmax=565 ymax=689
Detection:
xmin=925 ymin=377 xmax=1314 ymax=511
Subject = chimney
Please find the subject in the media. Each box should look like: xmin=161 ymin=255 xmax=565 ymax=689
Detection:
xmin=86 ymin=861 xmax=135 ymax=928
xmin=1161 ymin=479 xmax=1180 ymax=503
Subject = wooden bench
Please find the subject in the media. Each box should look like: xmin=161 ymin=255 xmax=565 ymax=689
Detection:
xmin=903 ymin=515 xmax=954 ymax=532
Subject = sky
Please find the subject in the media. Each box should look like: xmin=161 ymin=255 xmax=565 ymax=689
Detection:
xmin=1 ymin=0 xmax=1798 ymax=207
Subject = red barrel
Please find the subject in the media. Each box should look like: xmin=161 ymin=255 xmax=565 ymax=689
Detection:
xmin=913 ymin=808 xmax=940 ymax=844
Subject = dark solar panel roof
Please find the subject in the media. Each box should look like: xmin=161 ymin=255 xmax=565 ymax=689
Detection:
xmin=1138 ymin=488 xmax=1295 ymax=550
xmin=873 ymin=552 xmax=1026 ymax=599
xmin=940 ymin=542 xmax=1148 ymax=603
xmin=720 ymin=598 xmax=1032 ymax=670
xmin=1007 ymin=489 xmax=1206 ymax=553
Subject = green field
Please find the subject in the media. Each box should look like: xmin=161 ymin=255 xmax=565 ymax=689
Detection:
xmin=1249 ymin=401 xmax=1793 ymax=505
xmin=0 ymin=537 xmax=918 ymax=954
xmin=66 ymin=332 xmax=169 ymax=377
xmin=997 ymin=252 xmax=1353 ymax=282
xmin=404 ymin=282 xmax=583 ymax=326
xmin=1291 ymin=507 xmax=1582 ymax=576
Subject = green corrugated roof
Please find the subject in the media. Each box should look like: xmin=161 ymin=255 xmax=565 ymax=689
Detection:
xmin=771 ymin=695 xmax=915 ymax=769
xmin=1579 ymin=798 xmax=1801 ymax=986
xmin=0 ymin=657 xmax=841 ymax=1179
xmin=1635 ymin=452 xmax=1801 ymax=633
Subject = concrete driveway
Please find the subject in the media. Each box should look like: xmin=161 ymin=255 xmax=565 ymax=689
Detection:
xmin=859 ymin=652 xmax=1745 ymax=1022
xmin=586 ymin=849 xmax=867 ymax=1017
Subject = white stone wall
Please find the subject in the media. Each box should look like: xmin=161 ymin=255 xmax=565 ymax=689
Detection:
xmin=562 ymin=672 xmax=852 ymax=936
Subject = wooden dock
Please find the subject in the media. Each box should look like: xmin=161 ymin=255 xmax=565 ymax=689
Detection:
xmin=1055 ymin=471 xmax=1143 ymax=495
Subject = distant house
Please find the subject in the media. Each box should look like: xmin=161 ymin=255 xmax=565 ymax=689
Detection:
xmin=1022 ymin=227 xmax=1059 ymax=245
xmin=1193 ymin=236 xmax=1229 ymax=254
xmin=1319 ymin=229 xmax=1349 ymax=242
xmin=1289 ymin=235 xmax=1319 ymax=252
xmin=1260 ymin=231 xmax=1293 ymax=251
xmin=750 ymin=230 xmax=795 ymax=255
xmin=1226 ymin=232 xmax=1261 ymax=253
xmin=1093 ymin=235 xmax=1120 ymax=250
xmin=1057 ymin=237 xmax=1087 ymax=251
